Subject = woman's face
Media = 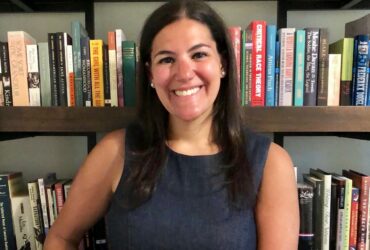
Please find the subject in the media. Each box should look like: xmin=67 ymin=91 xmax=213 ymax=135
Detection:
xmin=149 ymin=18 xmax=224 ymax=122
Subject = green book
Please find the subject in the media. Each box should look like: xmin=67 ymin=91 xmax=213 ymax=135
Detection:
xmin=122 ymin=40 xmax=136 ymax=107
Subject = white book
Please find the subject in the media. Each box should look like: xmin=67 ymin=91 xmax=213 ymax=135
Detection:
xmin=27 ymin=181 xmax=43 ymax=250
xmin=26 ymin=44 xmax=41 ymax=106
xmin=11 ymin=193 xmax=37 ymax=250
xmin=67 ymin=44 xmax=75 ymax=106
xmin=327 ymin=54 xmax=341 ymax=106
xmin=278 ymin=28 xmax=295 ymax=106
xmin=108 ymin=31 xmax=118 ymax=107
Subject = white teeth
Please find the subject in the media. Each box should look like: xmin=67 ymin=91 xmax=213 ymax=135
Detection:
xmin=174 ymin=87 xmax=200 ymax=96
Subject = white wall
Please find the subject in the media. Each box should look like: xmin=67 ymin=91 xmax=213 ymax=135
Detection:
xmin=0 ymin=2 xmax=369 ymax=182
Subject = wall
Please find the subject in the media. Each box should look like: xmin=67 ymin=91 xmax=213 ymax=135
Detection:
xmin=0 ymin=2 xmax=369 ymax=182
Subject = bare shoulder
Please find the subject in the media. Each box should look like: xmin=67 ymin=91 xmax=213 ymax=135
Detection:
xmin=255 ymin=142 xmax=299 ymax=250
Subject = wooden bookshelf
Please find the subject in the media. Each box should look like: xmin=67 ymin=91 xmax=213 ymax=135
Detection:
xmin=1 ymin=106 xmax=370 ymax=133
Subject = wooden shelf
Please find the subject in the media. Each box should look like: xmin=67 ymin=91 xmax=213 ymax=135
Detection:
xmin=1 ymin=106 xmax=370 ymax=133
xmin=0 ymin=107 xmax=136 ymax=133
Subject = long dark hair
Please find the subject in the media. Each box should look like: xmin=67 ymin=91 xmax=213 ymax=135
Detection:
xmin=124 ymin=0 xmax=254 ymax=209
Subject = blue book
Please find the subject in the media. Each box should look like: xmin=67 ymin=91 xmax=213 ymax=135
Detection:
xmin=353 ymin=35 xmax=369 ymax=105
xmin=265 ymin=25 xmax=277 ymax=106
xmin=367 ymin=40 xmax=370 ymax=106
xmin=294 ymin=29 xmax=306 ymax=106
xmin=274 ymin=41 xmax=280 ymax=106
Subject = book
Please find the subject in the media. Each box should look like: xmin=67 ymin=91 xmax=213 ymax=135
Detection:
xmin=349 ymin=187 xmax=359 ymax=250
xmin=327 ymin=54 xmax=341 ymax=106
xmin=108 ymin=31 xmax=118 ymax=107
xmin=122 ymin=40 xmax=136 ymax=107
xmin=56 ymin=32 xmax=72 ymax=107
xmin=28 ymin=180 xmax=45 ymax=250
xmin=0 ymin=42 xmax=13 ymax=106
xmin=102 ymin=44 xmax=111 ymax=107
xmin=342 ymin=169 xmax=369 ymax=250
xmin=67 ymin=44 xmax=75 ymax=107
xmin=297 ymin=183 xmax=314 ymax=250
xmin=37 ymin=42 xmax=51 ymax=107
xmin=7 ymin=31 xmax=36 ymax=106
xmin=81 ymin=36 xmax=92 ymax=107
xmin=37 ymin=173 xmax=57 ymax=235
xmin=303 ymin=28 xmax=320 ymax=106
xmin=274 ymin=41 xmax=280 ymax=106
xmin=47 ymin=33 xmax=59 ymax=106
xmin=294 ymin=29 xmax=306 ymax=106
xmin=278 ymin=28 xmax=295 ymax=106
xmin=265 ymin=25 xmax=277 ymax=106
xmin=115 ymin=29 xmax=126 ymax=107
xmin=247 ymin=20 xmax=266 ymax=106
xmin=11 ymin=192 xmax=37 ymax=250
xmin=317 ymin=28 xmax=329 ymax=106
xmin=345 ymin=14 xmax=370 ymax=38
xmin=89 ymin=39 xmax=104 ymax=107
xmin=26 ymin=44 xmax=41 ymax=106
xmin=329 ymin=38 xmax=354 ymax=106
xmin=0 ymin=172 xmax=26 ymax=250
xmin=352 ymin=34 xmax=369 ymax=106
xmin=71 ymin=20 xmax=89 ymax=107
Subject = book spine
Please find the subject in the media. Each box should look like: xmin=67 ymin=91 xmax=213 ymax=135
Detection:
xmin=54 ymin=182 xmax=65 ymax=214
xmin=297 ymin=184 xmax=314 ymax=250
xmin=108 ymin=31 xmax=118 ymax=107
xmin=46 ymin=186 xmax=55 ymax=226
xmin=56 ymin=32 xmax=68 ymax=106
xmin=0 ymin=175 xmax=17 ymax=250
xmin=244 ymin=29 xmax=253 ymax=106
xmin=353 ymin=35 xmax=369 ymax=106
xmin=274 ymin=41 xmax=280 ymax=106
xmin=28 ymin=181 xmax=44 ymax=250
xmin=81 ymin=37 xmax=92 ymax=107
xmin=265 ymin=25 xmax=276 ymax=106
xmin=278 ymin=28 xmax=295 ymax=106
xmin=249 ymin=21 xmax=266 ymax=106
xmin=0 ymin=42 xmax=13 ymax=106
xmin=8 ymin=31 xmax=36 ymax=106
xmin=122 ymin=40 xmax=136 ymax=107
xmin=303 ymin=28 xmax=320 ymax=106
xmin=71 ymin=21 xmax=89 ymax=107
xmin=317 ymin=28 xmax=329 ymax=106
xmin=37 ymin=178 xmax=49 ymax=235
xmin=67 ymin=44 xmax=75 ymax=107
xmin=336 ymin=184 xmax=345 ymax=249
xmin=38 ymin=43 xmax=51 ymax=106
xmin=26 ymin=44 xmax=41 ymax=106
xmin=322 ymin=175 xmax=331 ymax=250
xmin=48 ymin=33 xmax=59 ymax=106
xmin=349 ymin=187 xmax=359 ymax=249
xmin=342 ymin=178 xmax=353 ymax=249
xmin=115 ymin=29 xmax=125 ymax=107
xmin=293 ymin=29 xmax=305 ymax=106
xmin=11 ymin=195 xmax=37 ymax=250
xmin=90 ymin=39 xmax=104 ymax=107
xmin=103 ymin=44 xmax=111 ymax=107
xmin=228 ymin=26 xmax=242 ymax=104
xmin=327 ymin=54 xmax=341 ymax=106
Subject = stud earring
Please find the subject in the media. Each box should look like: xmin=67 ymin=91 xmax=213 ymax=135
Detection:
xmin=220 ymin=69 xmax=226 ymax=78
xmin=150 ymin=82 xmax=155 ymax=88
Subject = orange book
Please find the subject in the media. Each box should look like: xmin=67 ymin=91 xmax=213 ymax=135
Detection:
xmin=8 ymin=31 xmax=36 ymax=106
xmin=89 ymin=39 xmax=104 ymax=107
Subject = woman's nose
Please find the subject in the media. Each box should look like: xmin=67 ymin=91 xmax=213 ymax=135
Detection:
xmin=174 ymin=58 xmax=195 ymax=82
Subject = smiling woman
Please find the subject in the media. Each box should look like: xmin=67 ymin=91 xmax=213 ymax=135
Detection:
xmin=44 ymin=1 xmax=299 ymax=249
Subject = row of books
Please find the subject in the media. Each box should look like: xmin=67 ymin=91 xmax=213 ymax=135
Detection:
xmin=0 ymin=20 xmax=137 ymax=108
xmin=297 ymin=168 xmax=370 ymax=250
xmin=0 ymin=171 xmax=107 ymax=250
xmin=228 ymin=13 xmax=370 ymax=107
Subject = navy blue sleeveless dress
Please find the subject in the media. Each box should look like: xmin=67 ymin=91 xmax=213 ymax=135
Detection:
xmin=105 ymin=126 xmax=271 ymax=250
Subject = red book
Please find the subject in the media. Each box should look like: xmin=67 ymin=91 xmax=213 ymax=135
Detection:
xmin=246 ymin=20 xmax=266 ymax=106
xmin=343 ymin=169 xmax=369 ymax=250
xmin=349 ymin=187 xmax=359 ymax=249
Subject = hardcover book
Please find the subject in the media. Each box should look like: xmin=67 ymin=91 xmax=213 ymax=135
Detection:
xmin=317 ymin=28 xmax=329 ymax=106
xmin=0 ymin=42 xmax=13 ymax=106
xmin=297 ymin=182 xmax=314 ymax=250
xmin=294 ymin=29 xmax=306 ymax=106
xmin=26 ymin=44 xmax=41 ymax=106
xmin=90 ymin=39 xmax=104 ymax=107
xmin=122 ymin=40 xmax=136 ymax=107
xmin=108 ymin=31 xmax=118 ymax=107
xmin=266 ymin=25 xmax=277 ymax=106
xmin=37 ymin=42 xmax=51 ymax=106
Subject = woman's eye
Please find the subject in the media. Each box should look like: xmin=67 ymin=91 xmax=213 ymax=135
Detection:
xmin=158 ymin=57 xmax=174 ymax=64
xmin=192 ymin=52 xmax=207 ymax=60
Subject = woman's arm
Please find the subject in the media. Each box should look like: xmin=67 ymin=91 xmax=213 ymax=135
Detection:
xmin=44 ymin=129 xmax=125 ymax=249
xmin=255 ymin=142 xmax=299 ymax=250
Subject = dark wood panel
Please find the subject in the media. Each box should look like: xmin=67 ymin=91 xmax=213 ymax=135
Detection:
xmin=1 ymin=107 xmax=370 ymax=133
xmin=243 ymin=106 xmax=370 ymax=132
xmin=0 ymin=107 xmax=137 ymax=132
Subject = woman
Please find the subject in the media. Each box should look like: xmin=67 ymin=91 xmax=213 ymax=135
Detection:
xmin=45 ymin=0 xmax=299 ymax=249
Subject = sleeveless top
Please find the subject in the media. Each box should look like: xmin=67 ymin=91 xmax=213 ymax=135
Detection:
xmin=105 ymin=125 xmax=271 ymax=250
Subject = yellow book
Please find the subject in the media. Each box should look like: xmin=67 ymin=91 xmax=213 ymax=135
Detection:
xmin=89 ymin=39 xmax=104 ymax=107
